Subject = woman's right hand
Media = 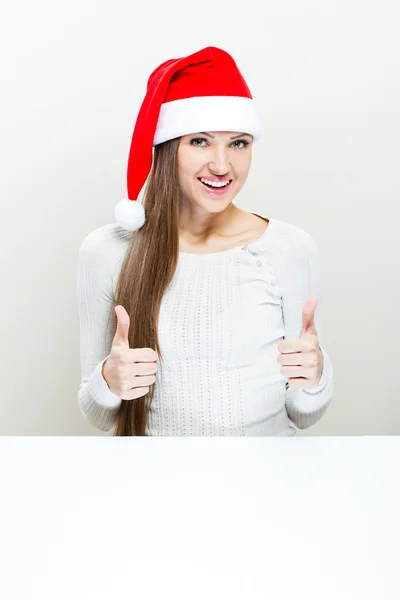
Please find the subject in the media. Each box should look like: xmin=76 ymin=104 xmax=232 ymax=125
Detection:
xmin=101 ymin=305 xmax=158 ymax=400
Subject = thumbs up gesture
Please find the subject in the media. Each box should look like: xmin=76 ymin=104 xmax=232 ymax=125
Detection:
xmin=101 ymin=305 xmax=159 ymax=400
xmin=277 ymin=297 xmax=324 ymax=389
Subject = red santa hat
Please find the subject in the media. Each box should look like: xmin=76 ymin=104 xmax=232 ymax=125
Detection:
xmin=115 ymin=46 xmax=263 ymax=232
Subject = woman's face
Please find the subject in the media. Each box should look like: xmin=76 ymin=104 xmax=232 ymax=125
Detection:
xmin=177 ymin=131 xmax=253 ymax=211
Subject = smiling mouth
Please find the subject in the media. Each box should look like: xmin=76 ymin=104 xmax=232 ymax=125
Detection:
xmin=197 ymin=178 xmax=233 ymax=193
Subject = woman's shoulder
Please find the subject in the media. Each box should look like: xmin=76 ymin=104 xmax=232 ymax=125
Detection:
xmin=78 ymin=223 xmax=133 ymax=275
xmin=259 ymin=214 xmax=319 ymax=255
xmin=79 ymin=222 xmax=132 ymax=255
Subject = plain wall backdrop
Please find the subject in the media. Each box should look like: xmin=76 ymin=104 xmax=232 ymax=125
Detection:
xmin=1 ymin=0 xmax=398 ymax=435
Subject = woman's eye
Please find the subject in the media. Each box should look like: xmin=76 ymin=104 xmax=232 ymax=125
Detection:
xmin=232 ymin=140 xmax=249 ymax=149
xmin=190 ymin=138 xmax=207 ymax=147
xmin=189 ymin=137 xmax=249 ymax=149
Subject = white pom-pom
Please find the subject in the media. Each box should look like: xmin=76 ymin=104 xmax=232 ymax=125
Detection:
xmin=114 ymin=199 xmax=146 ymax=232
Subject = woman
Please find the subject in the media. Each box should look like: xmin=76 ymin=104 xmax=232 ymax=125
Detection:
xmin=77 ymin=46 xmax=334 ymax=436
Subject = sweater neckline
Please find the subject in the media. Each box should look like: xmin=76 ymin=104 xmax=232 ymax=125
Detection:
xmin=178 ymin=213 xmax=273 ymax=258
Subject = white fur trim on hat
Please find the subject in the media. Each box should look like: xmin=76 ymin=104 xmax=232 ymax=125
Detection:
xmin=153 ymin=96 xmax=262 ymax=146
xmin=115 ymin=199 xmax=145 ymax=232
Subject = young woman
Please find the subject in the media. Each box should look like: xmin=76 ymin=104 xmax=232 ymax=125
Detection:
xmin=77 ymin=46 xmax=333 ymax=436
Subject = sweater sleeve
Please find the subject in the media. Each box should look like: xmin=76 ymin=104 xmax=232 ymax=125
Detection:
xmin=278 ymin=226 xmax=334 ymax=430
xmin=76 ymin=227 xmax=123 ymax=433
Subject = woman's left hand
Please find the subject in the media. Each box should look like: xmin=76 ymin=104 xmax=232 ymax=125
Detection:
xmin=277 ymin=297 xmax=324 ymax=389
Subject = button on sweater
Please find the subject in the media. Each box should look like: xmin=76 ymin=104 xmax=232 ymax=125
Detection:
xmin=76 ymin=212 xmax=334 ymax=435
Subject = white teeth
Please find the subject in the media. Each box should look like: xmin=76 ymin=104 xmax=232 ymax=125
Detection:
xmin=200 ymin=178 xmax=230 ymax=188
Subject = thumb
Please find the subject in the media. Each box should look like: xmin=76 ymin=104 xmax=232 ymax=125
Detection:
xmin=112 ymin=305 xmax=130 ymax=348
xmin=299 ymin=297 xmax=318 ymax=338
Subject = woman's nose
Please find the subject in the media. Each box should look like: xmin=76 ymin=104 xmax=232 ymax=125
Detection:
xmin=209 ymin=149 xmax=230 ymax=173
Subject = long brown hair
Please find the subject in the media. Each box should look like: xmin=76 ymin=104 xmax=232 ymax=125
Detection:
xmin=111 ymin=136 xmax=182 ymax=435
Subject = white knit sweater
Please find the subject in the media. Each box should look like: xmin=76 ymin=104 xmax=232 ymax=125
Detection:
xmin=77 ymin=212 xmax=334 ymax=435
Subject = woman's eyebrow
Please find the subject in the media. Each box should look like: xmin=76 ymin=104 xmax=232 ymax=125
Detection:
xmin=199 ymin=132 xmax=253 ymax=140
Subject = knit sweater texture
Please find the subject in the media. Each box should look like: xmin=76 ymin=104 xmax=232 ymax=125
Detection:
xmin=77 ymin=212 xmax=334 ymax=435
